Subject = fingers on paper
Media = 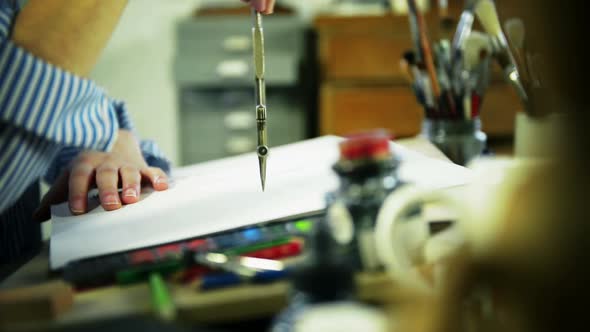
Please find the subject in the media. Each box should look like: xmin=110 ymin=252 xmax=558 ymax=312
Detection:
xmin=120 ymin=166 xmax=141 ymax=205
xmin=141 ymin=167 xmax=169 ymax=191
xmin=68 ymin=160 xmax=96 ymax=215
xmin=96 ymin=162 xmax=122 ymax=211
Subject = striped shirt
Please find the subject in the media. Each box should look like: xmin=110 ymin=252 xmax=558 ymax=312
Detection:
xmin=0 ymin=1 xmax=170 ymax=265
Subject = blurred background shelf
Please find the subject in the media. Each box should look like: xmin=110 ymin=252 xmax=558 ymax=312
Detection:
xmin=91 ymin=0 xmax=521 ymax=166
xmin=314 ymin=12 xmax=521 ymax=146
xmin=174 ymin=11 xmax=309 ymax=165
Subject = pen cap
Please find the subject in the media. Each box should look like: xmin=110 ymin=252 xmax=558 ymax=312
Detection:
xmin=292 ymin=220 xmax=356 ymax=303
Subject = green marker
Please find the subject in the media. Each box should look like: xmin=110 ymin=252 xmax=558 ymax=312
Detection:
xmin=149 ymin=272 xmax=176 ymax=321
xmin=116 ymin=259 xmax=184 ymax=285
xmin=293 ymin=220 xmax=313 ymax=234
xmin=224 ymin=237 xmax=292 ymax=256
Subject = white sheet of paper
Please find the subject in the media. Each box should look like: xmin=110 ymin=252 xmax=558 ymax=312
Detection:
xmin=49 ymin=136 xmax=473 ymax=269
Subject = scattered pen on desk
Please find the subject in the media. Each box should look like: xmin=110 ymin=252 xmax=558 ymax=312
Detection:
xmin=149 ymin=272 xmax=176 ymax=321
xmin=251 ymin=8 xmax=268 ymax=191
xmin=241 ymin=239 xmax=303 ymax=260
xmin=224 ymin=237 xmax=293 ymax=256
xmin=193 ymin=251 xmax=289 ymax=290
xmin=199 ymin=269 xmax=290 ymax=291
xmin=194 ymin=252 xmax=284 ymax=278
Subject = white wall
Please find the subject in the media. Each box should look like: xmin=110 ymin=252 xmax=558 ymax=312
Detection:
xmin=91 ymin=0 xmax=202 ymax=166
xmin=88 ymin=0 xmax=338 ymax=167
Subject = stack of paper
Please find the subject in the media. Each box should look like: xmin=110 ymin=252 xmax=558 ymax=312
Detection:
xmin=50 ymin=136 xmax=472 ymax=270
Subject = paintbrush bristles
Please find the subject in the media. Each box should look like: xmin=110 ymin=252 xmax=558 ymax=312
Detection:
xmin=504 ymin=18 xmax=525 ymax=50
xmin=463 ymin=32 xmax=493 ymax=71
xmin=474 ymin=0 xmax=502 ymax=37
xmin=504 ymin=18 xmax=530 ymax=87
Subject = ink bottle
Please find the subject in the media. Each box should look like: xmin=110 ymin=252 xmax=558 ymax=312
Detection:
xmin=326 ymin=130 xmax=403 ymax=270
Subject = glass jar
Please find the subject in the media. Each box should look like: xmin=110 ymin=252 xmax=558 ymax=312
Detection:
xmin=421 ymin=118 xmax=487 ymax=166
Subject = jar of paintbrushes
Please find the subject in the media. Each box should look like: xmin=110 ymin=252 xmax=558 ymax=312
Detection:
xmin=417 ymin=33 xmax=490 ymax=166
xmin=421 ymin=117 xmax=486 ymax=166
xmin=398 ymin=0 xmax=530 ymax=166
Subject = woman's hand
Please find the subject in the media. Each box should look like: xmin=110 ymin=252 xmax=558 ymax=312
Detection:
xmin=242 ymin=0 xmax=276 ymax=14
xmin=34 ymin=130 xmax=169 ymax=221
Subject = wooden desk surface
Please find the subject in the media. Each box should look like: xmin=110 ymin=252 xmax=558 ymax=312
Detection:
xmin=0 ymin=137 xmax=452 ymax=330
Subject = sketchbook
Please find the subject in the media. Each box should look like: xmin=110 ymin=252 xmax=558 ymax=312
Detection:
xmin=50 ymin=136 xmax=473 ymax=269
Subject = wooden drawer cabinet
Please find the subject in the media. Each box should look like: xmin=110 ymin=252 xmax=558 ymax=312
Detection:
xmin=320 ymin=83 xmax=518 ymax=138
xmin=320 ymin=84 xmax=422 ymax=137
xmin=319 ymin=33 xmax=413 ymax=82
xmin=315 ymin=13 xmax=520 ymax=139
xmin=316 ymin=15 xmax=438 ymax=82
xmin=480 ymin=84 xmax=519 ymax=136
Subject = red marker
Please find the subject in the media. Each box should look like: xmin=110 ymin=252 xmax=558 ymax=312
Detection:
xmin=129 ymin=249 xmax=155 ymax=264
xmin=242 ymin=240 xmax=303 ymax=260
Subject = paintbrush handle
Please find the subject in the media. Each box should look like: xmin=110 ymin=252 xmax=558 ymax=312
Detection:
xmin=415 ymin=8 xmax=441 ymax=98
xmin=405 ymin=0 xmax=424 ymax=64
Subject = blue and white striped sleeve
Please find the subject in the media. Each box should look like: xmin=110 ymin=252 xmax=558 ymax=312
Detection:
xmin=1 ymin=6 xmax=120 ymax=151
xmin=0 ymin=4 xmax=170 ymax=212
xmin=44 ymin=100 xmax=171 ymax=184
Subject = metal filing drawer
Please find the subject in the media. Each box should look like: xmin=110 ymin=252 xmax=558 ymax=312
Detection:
xmin=180 ymin=88 xmax=305 ymax=165
xmin=177 ymin=17 xmax=303 ymax=57
xmin=175 ymin=53 xmax=299 ymax=88
xmin=176 ymin=15 xmax=307 ymax=166
xmin=175 ymin=16 xmax=303 ymax=87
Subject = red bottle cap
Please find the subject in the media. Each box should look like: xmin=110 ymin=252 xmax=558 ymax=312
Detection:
xmin=339 ymin=130 xmax=393 ymax=162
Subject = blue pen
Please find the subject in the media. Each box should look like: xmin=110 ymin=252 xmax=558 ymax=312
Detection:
xmin=200 ymin=273 xmax=242 ymax=290
xmin=200 ymin=269 xmax=291 ymax=291
xmin=241 ymin=227 xmax=263 ymax=242
xmin=212 ymin=226 xmax=278 ymax=251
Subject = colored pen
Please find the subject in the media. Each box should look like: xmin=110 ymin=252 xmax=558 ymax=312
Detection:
xmin=149 ymin=272 xmax=176 ymax=321
xmin=116 ymin=259 xmax=185 ymax=285
xmin=194 ymin=252 xmax=284 ymax=278
xmin=224 ymin=237 xmax=293 ymax=256
xmin=241 ymin=239 xmax=303 ymax=260
xmin=287 ymin=219 xmax=314 ymax=235
xmin=200 ymin=269 xmax=291 ymax=291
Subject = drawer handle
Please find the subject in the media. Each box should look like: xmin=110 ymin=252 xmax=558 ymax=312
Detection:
xmin=224 ymin=111 xmax=255 ymax=130
xmin=223 ymin=35 xmax=251 ymax=52
xmin=216 ymin=60 xmax=249 ymax=79
xmin=225 ymin=136 xmax=255 ymax=155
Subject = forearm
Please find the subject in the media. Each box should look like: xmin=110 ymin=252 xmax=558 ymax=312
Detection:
xmin=11 ymin=0 xmax=127 ymax=76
